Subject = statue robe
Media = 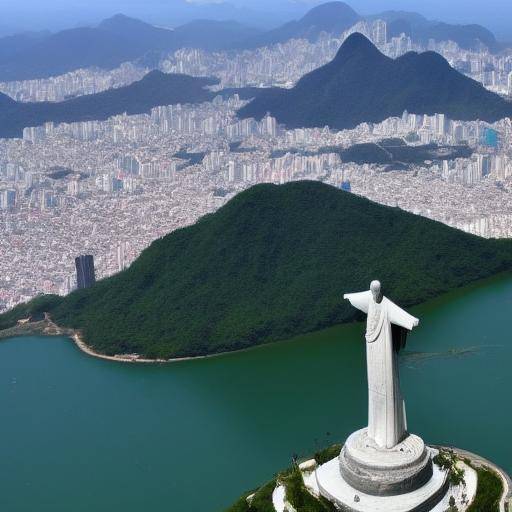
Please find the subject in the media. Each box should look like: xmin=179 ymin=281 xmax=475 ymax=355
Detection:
xmin=344 ymin=291 xmax=419 ymax=449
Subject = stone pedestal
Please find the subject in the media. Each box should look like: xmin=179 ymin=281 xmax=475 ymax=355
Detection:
xmin=316 ymin=455 xmax=449 ymax=512
xmin=339 ymin=428 xmax=433 ymax=496
xmin=315 ymin=428 xmax=450 ymax=512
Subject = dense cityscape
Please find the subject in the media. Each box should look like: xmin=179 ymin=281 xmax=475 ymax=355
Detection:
xmin=1 ymin=17 xmax=512 ymax=312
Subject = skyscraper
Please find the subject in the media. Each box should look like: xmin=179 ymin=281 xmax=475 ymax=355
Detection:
xmin=75 ymin=255 xmax=96 ymax=289
xmin=373 ymin=20 xmax=387 ymax=46
xmin=117 ymin=243 xmax=127 ymax=272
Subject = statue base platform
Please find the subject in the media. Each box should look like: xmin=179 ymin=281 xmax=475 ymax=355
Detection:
xmin=339 ymin=428 xmax=433 ymax=496
xmin=316 ymin=451 xmax=449 ymax=512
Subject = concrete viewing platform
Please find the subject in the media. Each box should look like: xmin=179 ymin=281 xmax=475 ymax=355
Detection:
xmin=261 ymin=444 xmax=509 ymax=512
xmin=300 ymin=445 xmax=509 ymax=512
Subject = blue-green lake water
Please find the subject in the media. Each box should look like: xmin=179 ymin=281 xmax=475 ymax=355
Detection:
xmin=0 ymin=275 xmax=511 ymax=511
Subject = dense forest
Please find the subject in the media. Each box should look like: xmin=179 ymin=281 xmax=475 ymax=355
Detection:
xmin=2 ymin=181 xmax=512 ymax=359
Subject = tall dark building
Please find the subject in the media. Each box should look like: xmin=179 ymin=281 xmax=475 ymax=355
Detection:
xmin=75 ymin=255 xmax=96 ymax=289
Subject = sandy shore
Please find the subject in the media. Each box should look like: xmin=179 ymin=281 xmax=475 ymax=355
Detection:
xmin=69 ymin=330 xmax=170 ymax=363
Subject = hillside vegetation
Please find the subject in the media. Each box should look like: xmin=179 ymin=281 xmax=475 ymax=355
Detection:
xmin=2 ymin=181 xmax=511 ymax=359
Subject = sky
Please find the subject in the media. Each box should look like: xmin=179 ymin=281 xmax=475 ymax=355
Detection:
xmin=1 ymin=0 xmax=512 ymax=40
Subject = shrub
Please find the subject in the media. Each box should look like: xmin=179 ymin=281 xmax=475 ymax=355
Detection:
xmin=314 ymin=444 xmax=342 ymax=465
xmin=466 ymin=465 xmax=503 ymax=512
xmin=282 ymin=465 xmax=336 ymax=512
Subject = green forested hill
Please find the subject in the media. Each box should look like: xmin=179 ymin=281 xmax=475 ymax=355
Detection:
xmin=2 ymin=181 xmax=511 ymax=358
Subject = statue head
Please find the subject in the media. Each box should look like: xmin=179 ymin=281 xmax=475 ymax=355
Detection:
xmin=370 ymin=280 xmax=382 ymax=303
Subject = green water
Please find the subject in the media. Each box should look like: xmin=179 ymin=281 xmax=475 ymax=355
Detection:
xmin=1 ymin=275 xmax=511 ymax=511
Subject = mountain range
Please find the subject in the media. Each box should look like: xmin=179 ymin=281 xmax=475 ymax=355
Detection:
xmin=0 ymin=2 xmax=503 ymax=82
xmin=238 ymin=2 xmax=499 ymax=51
xmin=238 ymin=33 xmax=512 ymax=131
xmin=1 ymin=181 xmax=511 ymax=359
xmin=367 ymin=10 xmax=499 ymax=52
xmin=3 ymin=32 xmax=511 ymax=137
xmin=0 ymin=14 xmax=259 ymax=82
xmin=237 ymin=2 xmax=360 ymax=49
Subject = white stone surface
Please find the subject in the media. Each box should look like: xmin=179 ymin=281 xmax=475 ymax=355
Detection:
xmin=316 ymin=455 xmax=448 ymax=512
xmin=272 ymin=484 xmax=286 ymax=512
xmin=303 ymin=468 xmax=321 ymax=496
xmin=344 ymin=428 xmax=426 ymax=468
xmin=430 ymin=461 xmax=477 ymax=511
xmin=299 ymin=459 xmax=318 ymax=472
xmin=272 ymin=484 xmax=298 ymax=512
xmin=344 ymin=281 xmax=419 ymax=449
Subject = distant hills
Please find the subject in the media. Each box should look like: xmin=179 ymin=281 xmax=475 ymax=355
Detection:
xmin=0 ymin=31 xmax=50 ymax=61
xmin=0 ymin=2 xmax=503 ymax=82
xmin=237 ymin=2 xmax=499 ymax=51
xmin=0 ymin=14 xmax=260 ymax=82
xmin=2 ymin=181 xmax=511 ymax=359
xmin=238 ymin=2 xmax=360 ymax=49
xmin=238 ymin=33 xmax=512 ymax=131
xmin=0 ymin=72 xmax=273 ymax=139
xmin=0 ymin=72 xmax=221 ymax=138
xmin=371 ymin=11 xmax=499 ymax=52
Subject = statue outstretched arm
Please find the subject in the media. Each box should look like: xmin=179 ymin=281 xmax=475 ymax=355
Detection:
xmin=384 ymin=297 xmax=419 ymax=331
xmin=344 ymin=291 xmax=371 ymax=314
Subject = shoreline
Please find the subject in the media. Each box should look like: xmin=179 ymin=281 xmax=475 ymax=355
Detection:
xmin=1 ymin=270 xmax=511 ymax=365
xmin=0 ymin=315 xmax=275 ymax=365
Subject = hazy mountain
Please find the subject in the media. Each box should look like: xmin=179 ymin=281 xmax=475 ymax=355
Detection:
xmin=0 ymin=16 xmax=171 ymax=81
xmin=0 ymin=71 xmax=273 ymax=138
xmin=375 ymin=11 xmax=499 ymax=51
xmin=238 ymin=2 xmax=360 ymax=48
xmin=235 ymin=2 xmax=499 ymax=52
xmin=171 ymin=19 xmax=260 ymax=51
xmin=0 ymin=31 xmax=50 ymax=61
xmin=238 ymin=33 xmax=512 ymax=130
xmin=0 ymin=72 xmax=218 ymax=138
xmin=0 ymin=2 xmax=502 ymax=82
xmin=0 ymin=14 xmax=261 ymax=81
xmin=2 ymin=181 xmax=511 ymax=359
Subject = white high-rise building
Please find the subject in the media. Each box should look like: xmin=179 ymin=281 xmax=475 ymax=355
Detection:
xmin=373 ymin=20 xmax=387 ymax=46
xmin=117 ymin=242 xmax=127 ymax=272
xmin=436 ymin=114 xmax=446 ymax=136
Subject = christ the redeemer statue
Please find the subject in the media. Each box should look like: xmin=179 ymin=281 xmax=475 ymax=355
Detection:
xmin=344 ymin=280 xmax=419 ymax=449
